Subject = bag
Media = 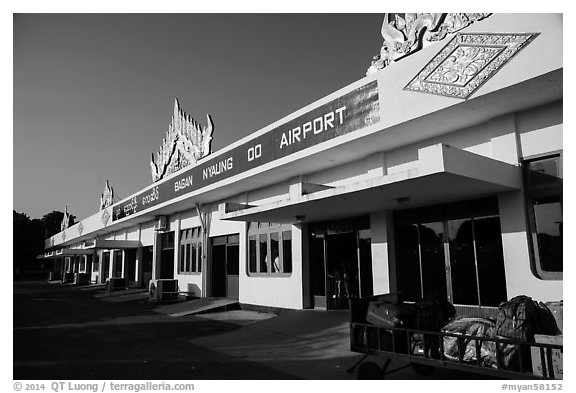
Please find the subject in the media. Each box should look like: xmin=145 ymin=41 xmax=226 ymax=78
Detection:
xmin=442 ymin=317 xmax=497 ymax=367
xmin=414 ymin=295 xmax=456 ymax=332
xmin=536 ymin=302 xmax=561 ymax=335
xmin=366 ymin=301 xmax=415 ymax=328
xmin=496 ymin=295 xmax=539 ymax=342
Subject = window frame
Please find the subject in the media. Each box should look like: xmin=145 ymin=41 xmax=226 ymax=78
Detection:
xmin=523 ymin=151 xmax=563 ymax=280
xmin=247 ymin=222 xmax=293 ymax=277
xmin=178 ymin=227 xmax=203 ymax=275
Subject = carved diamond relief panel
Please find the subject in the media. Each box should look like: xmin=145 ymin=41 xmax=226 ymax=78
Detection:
xmin=404 ymin=32 xmax=539 ymax=99
xmin=101 ymin=209 xmax=110 ymax=226
xmin=78 ymin=222 xmax=84 ymax=235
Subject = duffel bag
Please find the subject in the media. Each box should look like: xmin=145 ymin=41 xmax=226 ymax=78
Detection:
xmin=496 ymin=295 xmax=539 ymax=342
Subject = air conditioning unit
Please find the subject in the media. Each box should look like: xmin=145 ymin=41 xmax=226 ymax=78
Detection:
xmin=62 ymin=272 xmax=75 ymax=284
xmin=74 ymin=273 xmax=90 ymax=285
xmin=106 ymin=277 xmax=128 ymax=292
xmin=149 ymin=279 xmax=179 ymax=301
xmin=154 ymin=216 xmax=168 ymax=231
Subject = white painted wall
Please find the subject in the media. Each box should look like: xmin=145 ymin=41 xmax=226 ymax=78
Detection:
xmin=517 ymin=101 xmax=563 ymax=158
xmin=140 ymin=221 xmax=156 ymax=246
xmin=126 ymin=226 xmax=140 ymax=241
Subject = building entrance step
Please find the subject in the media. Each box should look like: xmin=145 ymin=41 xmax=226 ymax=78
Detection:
xmin=153 ymin=297 xmax=240 ymax=317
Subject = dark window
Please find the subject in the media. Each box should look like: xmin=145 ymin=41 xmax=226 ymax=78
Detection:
xmin=395 ymin=198 xmax=507 ymax=307
xmin=247 ymin=223 xmax=293 ymax=276
xmin=282 ymin=231 xmax=292 ymax=274
xmin=179 ymin=227 xmax=202 ymax=273
xmin=524 ymin=155 xmax=563 ymax=278
xmin=259 ymin=234 xmax=268 ymax=273
xmin=227 ymin=245 xmax=240 ymax=275
xmin=270 ymin=232 xmax=280 ymax=273
xmin=249 ymin=235 xmax=257 ymax=273
xmin=179 ymin=244 xmax=185 ymax=272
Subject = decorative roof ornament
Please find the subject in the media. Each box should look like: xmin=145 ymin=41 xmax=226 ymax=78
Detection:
xmin=61 ymin=206 xmax=70 ymax=231
xmin=366 ymin=13 xmax=492 ymax=75
xmin=150 ymin=99 xmax=214 ymax=182
xmin=404 ymin=32 xmax=539 ymax=99
xmin=99 ymin=180 xmax=116 ymax=211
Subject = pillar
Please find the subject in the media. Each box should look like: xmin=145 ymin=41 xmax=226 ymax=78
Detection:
xmin=370 ymin=210 xmax=395 ymax=295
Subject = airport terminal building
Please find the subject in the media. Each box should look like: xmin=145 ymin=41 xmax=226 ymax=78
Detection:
xmin=42 ymin=13 xmax=562 ymax=314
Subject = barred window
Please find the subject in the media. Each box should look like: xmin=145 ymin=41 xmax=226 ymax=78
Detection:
xmin=179 ymin=227 xmax=202 ymax=274
xmin=247 ymin=222 xmax=292 ymax=276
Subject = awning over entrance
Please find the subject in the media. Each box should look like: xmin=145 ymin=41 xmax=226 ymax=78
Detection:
xmin=38 ymin=248 xmax=95 ymax=259
xmin=82 ymin=239 xmax=142 ymax=250
xmin=220 ymin=144 xmax=523 ymax=224
xmin=39 ymin=239 xmax=142 ymax=259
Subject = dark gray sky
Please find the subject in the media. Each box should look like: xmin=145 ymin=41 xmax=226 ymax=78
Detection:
xmin=14 ymin=13 xmax=384 ymax=220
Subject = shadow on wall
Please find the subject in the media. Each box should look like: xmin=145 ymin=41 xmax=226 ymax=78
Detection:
xmin=187 ymin=283 xmax=201 ymax=297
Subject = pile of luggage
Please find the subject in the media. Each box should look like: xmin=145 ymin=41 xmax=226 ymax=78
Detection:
xmin=363 ymin=294 xmax=562 ymax=373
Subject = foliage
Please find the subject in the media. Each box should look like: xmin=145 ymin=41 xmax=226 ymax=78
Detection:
xmin=13 ymin=209 xmax=76 ymax=273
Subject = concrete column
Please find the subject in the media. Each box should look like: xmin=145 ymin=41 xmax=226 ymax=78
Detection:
xmin=289 ymin=176 xmax=304 ymax=199
xmin=237 ymin=220 xmax=248 ymax=302
xmin=366 ymin=151 xmax=387 ymax=178
xmin=370 ymin=210 xmax=395 ymax=295
xmin=97 ymin=251 xmax=104 ymax=283
xmin=489 ymin=114 xmax=521 ymax=165
xmin=109 ymin=250 xmax=115 ymax=279
xmin=174 ymin=214 xmax=181 ymax=287
xmin=121 ymin=250 xmax=126 ymax=278
xmin=135 ymin=247 xmax=143 ymax=286
xmin=298 ymin=223 xmax=311 ymax=309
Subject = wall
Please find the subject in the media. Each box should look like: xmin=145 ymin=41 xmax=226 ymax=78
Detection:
xmin=517 ymin=101 xmax=563 ymax=158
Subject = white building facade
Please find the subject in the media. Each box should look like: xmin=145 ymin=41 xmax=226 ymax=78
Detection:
xmin=43 ymin=13 xmax=562 ymax=314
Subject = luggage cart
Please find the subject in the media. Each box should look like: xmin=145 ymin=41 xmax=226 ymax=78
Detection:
xmin=348 ymin=296 xmax=563 ymax=380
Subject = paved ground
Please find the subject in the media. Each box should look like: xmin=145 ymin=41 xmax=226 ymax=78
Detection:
xmin=13 ymin=280 xmax=486 ymax=380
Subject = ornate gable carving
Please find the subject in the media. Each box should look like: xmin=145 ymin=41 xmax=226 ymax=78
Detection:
xmin=61 ymin=206 xmax=70 ymax=231
xmin=367 ymin=13 xmax=491 ymax=74
xmin=99 ymin=180 xmax=115 ymax=211
xmin=150 ymin=99 xmax=214 ymax=182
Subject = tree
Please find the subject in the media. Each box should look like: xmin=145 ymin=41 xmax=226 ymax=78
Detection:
xmin=13 ymin=210 xmax=45 ymax=273
xmin=13 ymin=209 xmax=77 ymax=277
xmin=41 ymin=210 xmax=76 ymax=238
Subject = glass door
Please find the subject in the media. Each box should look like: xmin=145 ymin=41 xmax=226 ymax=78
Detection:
xmin=395 ymin=198 xmax=508 ymax=307
xmin=309 ymin=217 xmax=372 ymax=310
xmin=310 ymin=231 xmax=327 ymax=309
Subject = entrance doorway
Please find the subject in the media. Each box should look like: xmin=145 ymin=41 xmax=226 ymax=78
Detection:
xmin=113 ymin=250 xmax=123 ymax=278
xmin=309 ymin=217 xmax=373 ymax=310
xmin=101 ymin=251 xmax=110 ymax=283
xmin=159 ymin=232 xmax=175 ymax=280
xmin=141 ymin=246 xmax=153 ymax=289
xmin=125 ymin=249 xmax=137 ymax=287
xmin=210 ymin=234 xmax=240 ymax=299
xmin=395 ymin=197 xmax=508 ymax=308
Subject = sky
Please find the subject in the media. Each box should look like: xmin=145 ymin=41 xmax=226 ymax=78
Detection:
xmin=13 ymin=13 xmax=385 ymax=221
